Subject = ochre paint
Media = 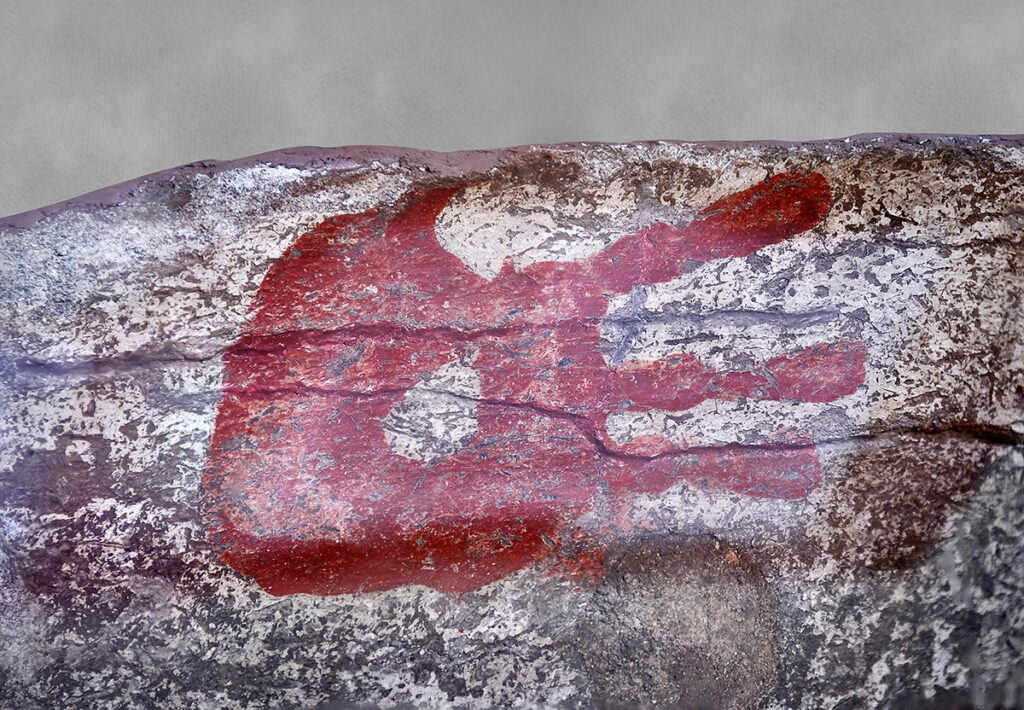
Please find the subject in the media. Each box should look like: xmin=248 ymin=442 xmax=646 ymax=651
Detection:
xmin=204 ymin=172 xmax=865 ymax=595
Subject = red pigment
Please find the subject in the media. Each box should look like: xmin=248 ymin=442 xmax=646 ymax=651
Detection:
xmin=204 ymin=171 xmax=865 ymax=596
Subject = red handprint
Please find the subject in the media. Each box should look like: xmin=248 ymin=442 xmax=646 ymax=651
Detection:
xmin=204 ymin=171 xmax=866 ymax=595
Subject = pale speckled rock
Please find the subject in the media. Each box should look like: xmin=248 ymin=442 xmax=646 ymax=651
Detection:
xmin=1 ymin=136 xmax=1023 ymax=709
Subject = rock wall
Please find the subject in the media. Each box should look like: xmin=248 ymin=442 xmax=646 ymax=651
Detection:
xmin=1 ymin=136 xmax=1023 ymax=708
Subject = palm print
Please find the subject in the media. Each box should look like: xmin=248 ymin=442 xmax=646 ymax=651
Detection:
xmin=205 ymin=171 xmax=866 ymax=595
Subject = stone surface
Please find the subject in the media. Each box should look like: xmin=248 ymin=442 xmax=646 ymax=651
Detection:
xmin=577 ymin=537 xmax=780 ymax=709
xmin=1 ymin=135 xmax=1023 ymax=708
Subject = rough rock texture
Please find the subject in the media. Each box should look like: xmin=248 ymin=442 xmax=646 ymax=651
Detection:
xmin=1 ymin=135 xmax=1023 ymax=709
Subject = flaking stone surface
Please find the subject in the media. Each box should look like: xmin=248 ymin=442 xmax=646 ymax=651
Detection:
xmin=1 ymin=135 xmax=1023 ymax=709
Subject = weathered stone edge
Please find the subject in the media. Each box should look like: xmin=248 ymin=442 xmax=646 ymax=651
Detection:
xmin=3 ymin=133 xmax=1023 ymax=230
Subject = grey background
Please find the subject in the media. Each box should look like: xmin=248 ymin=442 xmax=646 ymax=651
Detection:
xmin=1 ymin=0 xmax=1021 ymax=218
